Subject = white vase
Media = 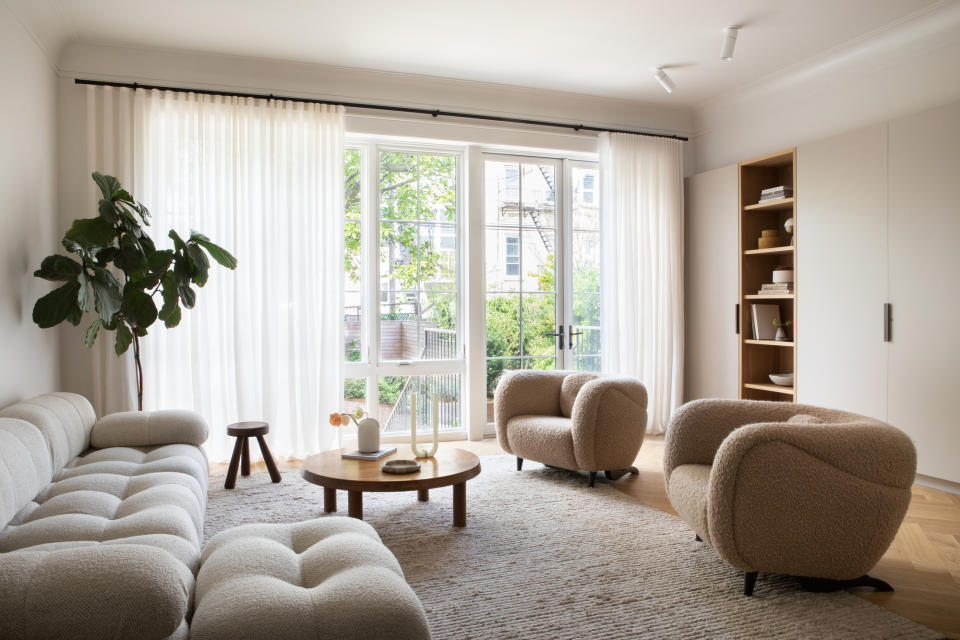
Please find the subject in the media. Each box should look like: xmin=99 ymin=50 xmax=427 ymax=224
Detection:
xmin=356 ymin=417 xmax=381 ymax=453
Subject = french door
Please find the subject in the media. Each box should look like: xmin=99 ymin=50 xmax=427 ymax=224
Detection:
xmin=482 ymin=155 xmax=601 ymax=427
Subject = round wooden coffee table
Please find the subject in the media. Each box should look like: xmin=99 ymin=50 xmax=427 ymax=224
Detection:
xmin=301 ymin=447 xmax=481 ymax=527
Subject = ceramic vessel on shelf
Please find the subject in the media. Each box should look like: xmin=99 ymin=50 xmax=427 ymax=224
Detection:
xmin=772 ymin=269 xmax=794 ymax=284
xmin=769 ymin=373 xmax=794 ymax=387
xmin=758 ymin=229 xmax=781 ymax=249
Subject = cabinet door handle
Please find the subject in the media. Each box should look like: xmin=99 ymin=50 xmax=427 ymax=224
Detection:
xmin=735 ymin=303 xmax=740 ymax=335
xmin=883 ymin=303 xmax=892 ymax=342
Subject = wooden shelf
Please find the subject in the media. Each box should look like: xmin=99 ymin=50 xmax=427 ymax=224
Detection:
xmin=744 ymin=197 xmax=795 ymax=212
xmin=744 ymin=382 xmax=795 ymax=396
xmin=740 ymin=149 xmax=795 ymax=168
xmin=744 ymin=246 xmax=793 ymax=256
xmin=744 ymin=294 xmax=795 ymax=300
xmin=744 ymin=339 xmax=795 ymax=347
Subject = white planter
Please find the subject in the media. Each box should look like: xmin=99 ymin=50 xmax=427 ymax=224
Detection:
xmin=772 ymin=269 xmax=794 ymax=284
xmin=357 ymin=418 xmax=381 ymax=453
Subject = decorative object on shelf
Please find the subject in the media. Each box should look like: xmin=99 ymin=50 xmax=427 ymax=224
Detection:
xmin=758 ymin=185 xmax=793 ymax=203
xmin=382 ymin=459 xmax=422 ymax=474
xmin=751 ymin=304 xmax=781 ymax=340
xmin=758 ymin=229 xmax=781 ymax=249
xmin=410 ymin=393 xmax=440 ymax=458
xmin=768 ymin=373 xmax=794 ymax=387
xmin=330 ymin=408 xmax=383 ymax=454
xmin=772 ymin=266 xmax=794 ymax=284
xmin=773 ymin=319 xmax=793 ymax=341
xmin=30 ymin=172 xmax=237 ymax=410
xmin=784 ymin=217 xmax=795 ymax=245
xmin=758 ymin=283 xmax=793 ymax=296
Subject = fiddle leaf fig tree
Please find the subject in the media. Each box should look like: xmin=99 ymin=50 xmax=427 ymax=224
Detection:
xmin=33 ymin=172 xmax=237 ymax=410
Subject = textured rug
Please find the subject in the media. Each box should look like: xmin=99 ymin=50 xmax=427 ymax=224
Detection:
xmin=206 ymin=454 xmax=941 ymax=640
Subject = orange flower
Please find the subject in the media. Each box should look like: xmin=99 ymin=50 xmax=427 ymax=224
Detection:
xmin=329 ymin=412 xmax=343 ymax=427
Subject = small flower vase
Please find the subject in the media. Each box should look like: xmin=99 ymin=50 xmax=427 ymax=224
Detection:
xmin=775 ymin=326 xmax=788 ymax=341
xmin=357 ymin=417 xmax=381 ymax=453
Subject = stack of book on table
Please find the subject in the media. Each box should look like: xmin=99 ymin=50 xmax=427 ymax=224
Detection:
xmin=757 ymin=283 xmax=793 ymax=296
xmin=759 ymin=186 xmax=793 ymax=203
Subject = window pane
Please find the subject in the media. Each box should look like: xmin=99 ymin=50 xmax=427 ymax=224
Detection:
xmin=485 ymin=228 xmax=521 ymax=292
xmin=572 ymin=166 xmax=600 ymax=230
xmin=572 ymin=326 xmax=601 ymax=357
xmin=379 ymin=222 xmax=418 ymax=291
xmin=485 ymin=161 xmax=521 ymax=226
xmin=521 ymin=163 xmax=556 ymax=228
xmin=344 ymin=377 xmax=366 ymax=412
xmin=522 ymin=229 xmax=556 ymax=293
xmin=573 ymin=231 xmax=600 ymax=293
xmin=573 ymin=292 xmax=600 ymax=328
xmin=419 ymin=224 xmax=456 ymax=290
xmin=574 ymin=355 xmax=601 ymax=372
xmin=486 ymin=358 xmax=520 ymax=402
xmin=379 ymin=152 xmax=417 ymax=221
xmin=378 ymin=374 xmax=461 ymax=435
xmin=419 ymin=154 xmax=457 ymax=223
xmin=522 ymin=293 xmax=557 ymax=357
xmin=344 ymin=149 xmax=363 ymax=363
xmin=486 ymin=294 xmax=521 ymax=358
xmin=523 ymin=357 xmax=556 ymax=370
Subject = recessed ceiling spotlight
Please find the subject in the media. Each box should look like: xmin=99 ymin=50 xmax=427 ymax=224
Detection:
xmin=652 ymin=67 xmax=675 ymax=94
xmin=720 ymin=25 xmax=740 ymax=61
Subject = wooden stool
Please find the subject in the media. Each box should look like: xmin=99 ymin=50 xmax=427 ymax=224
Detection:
xmin=225 ymin=421 xmax=282 ymax=489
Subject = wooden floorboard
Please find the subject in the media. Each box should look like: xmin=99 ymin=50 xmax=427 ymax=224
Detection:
xmin=215 ymin=435 xmax=960 ymax=638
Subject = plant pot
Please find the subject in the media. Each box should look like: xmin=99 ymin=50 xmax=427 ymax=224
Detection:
xmin=357 ymin=418 xmax=381 ymax=453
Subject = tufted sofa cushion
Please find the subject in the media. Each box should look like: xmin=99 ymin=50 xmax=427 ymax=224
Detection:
xmin=191 ymin=518 xmax=431 ymax=640
xmin=0 ymin=393 xmax=96 ymax=472
xmin=92 ymin=410 xmax=210 ymax=448
xmin=0 ymin=418 xmax=54 ymax=527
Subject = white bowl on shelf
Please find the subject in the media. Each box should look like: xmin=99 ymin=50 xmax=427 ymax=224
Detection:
xmin=769 ymin=373 xmax=794 ymax=387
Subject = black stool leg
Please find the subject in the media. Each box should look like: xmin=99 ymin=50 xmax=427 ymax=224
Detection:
xmin=257 ymin=435 xmax=282 ymax=483
xmin=225 ymin=437 xmax=243 ymax=489
xmin=240 ymin=437 xmax=250 ymax=476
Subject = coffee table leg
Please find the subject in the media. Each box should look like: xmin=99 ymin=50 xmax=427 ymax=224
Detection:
xmin=417 ymin=489 xmax=429 ymax=502
xmin=453 ymin=482 xmax=466 ymax=527
xmin=348 ymin=490 xmax=363 ymax=520
xmin=323 ymin=487 xmax=337 ymax=513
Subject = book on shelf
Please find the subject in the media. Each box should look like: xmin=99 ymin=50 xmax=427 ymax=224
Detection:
xmin=341 ymin=447 xmax=397 ymax=461
xmin=757 ymin=290 xmax=793 ymax=296
xmin=761 ymin=185 xmax=793 ymax=195
xmin=751 ymin=304 xmax=780 ymax=340
xmin=760 ymin=283 xmax=792 ymax=290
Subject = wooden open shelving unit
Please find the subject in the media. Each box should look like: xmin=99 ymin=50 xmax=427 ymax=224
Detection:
xmin=739 ymin=148 xmax=797 ymax=402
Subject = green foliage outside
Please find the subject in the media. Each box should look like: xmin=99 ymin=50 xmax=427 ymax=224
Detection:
xmin=342 ymin=151 xmax=599 ymax=405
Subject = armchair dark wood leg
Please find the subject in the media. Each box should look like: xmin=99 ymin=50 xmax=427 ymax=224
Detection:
xmin=256 ymin=435 xmax=282 ymax=483
xmin=695 ymin=534 xmax=702 ymax=542
xmin=744 ymin=572 xmax=758 ymax=596
xmin=603 ymin=466 xmax=640 ymax=482
xmin=224 ymin=437 xmax=243 ymax=489
xmin=796 ymin=575 xmax=894 ymax=593
xmin=588 ymin=471 xmax=597 ymax=487
xmin=517 ymin=457 xmax=523 ymax=471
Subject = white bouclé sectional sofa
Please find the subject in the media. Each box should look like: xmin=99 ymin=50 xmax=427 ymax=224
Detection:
xmin=0 ymin=392 xmax=209 ymax=640
xmin=0 ymin=392 xmax=432 ymax=640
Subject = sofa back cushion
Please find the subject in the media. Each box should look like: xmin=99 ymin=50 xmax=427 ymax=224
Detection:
xmin=560 ymin=373 xmax=598 ymax=418
xmin=0 ymin=418 xmax=53 ymax=527
xmin=0 ymin=393 xmax=96 ymax=473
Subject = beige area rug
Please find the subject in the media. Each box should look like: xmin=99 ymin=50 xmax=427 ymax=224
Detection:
xmin=206 ymin=454 xmax=942 ymax=640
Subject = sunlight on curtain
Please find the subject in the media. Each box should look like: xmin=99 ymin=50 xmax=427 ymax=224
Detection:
xmin=599 ymin=132 xmax=684 ymax=435
xmin=134 ymin=89 xmax=344 ymax=461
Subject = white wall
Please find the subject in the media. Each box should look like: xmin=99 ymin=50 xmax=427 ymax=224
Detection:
xmin=692 ymin=1 xmax=960 ymax=174
xmin=0 ymin=5 xmax=60 ymax=406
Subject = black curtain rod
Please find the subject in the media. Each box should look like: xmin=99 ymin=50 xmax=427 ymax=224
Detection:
xmin=74 ymin=78 xmax=688 ymax=142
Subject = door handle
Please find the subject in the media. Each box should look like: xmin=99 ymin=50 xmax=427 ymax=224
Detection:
xmin=567 ymin=325 xmax=583 ymax=350
xmin=544 ymin=324 xmax=564 ymax=350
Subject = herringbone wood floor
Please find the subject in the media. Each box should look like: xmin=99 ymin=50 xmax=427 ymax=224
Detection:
xmin=222 ymin=436 xmax=960 ymax=639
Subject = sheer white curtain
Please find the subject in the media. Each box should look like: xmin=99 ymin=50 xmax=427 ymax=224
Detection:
xmin=127 ymin=89 xmax=344 ymax=462
xmin=599 ymin=132 xmax=684 ymax=435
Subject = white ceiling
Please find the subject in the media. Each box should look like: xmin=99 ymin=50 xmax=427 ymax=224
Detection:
xmin=13 ymin=0 xmax=949 ymax=106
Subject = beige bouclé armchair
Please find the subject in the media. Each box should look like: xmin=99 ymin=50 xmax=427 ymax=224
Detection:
xmin=494 ymin=370 xmax=648 ymax=487
xmin=664 ymin=398 xmax=916 ymax=596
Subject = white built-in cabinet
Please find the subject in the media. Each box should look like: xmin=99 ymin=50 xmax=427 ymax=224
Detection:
xmin=685 ymin=100 xmax=960 ymax=484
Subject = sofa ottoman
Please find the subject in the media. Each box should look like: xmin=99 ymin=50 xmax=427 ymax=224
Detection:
xmin=191 ymin=518 xmax=431 ymax=640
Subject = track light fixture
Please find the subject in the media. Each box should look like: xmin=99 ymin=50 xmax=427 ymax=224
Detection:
xmin=652 ymin=67 xmax=675 ymax=94
xmin=720 ymin=25 xmax=740 ymax=61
